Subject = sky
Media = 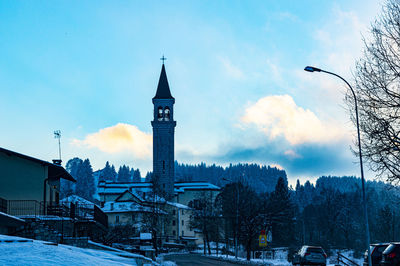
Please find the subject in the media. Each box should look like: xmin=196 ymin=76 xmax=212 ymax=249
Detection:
xmin=0 ymin=0 xmax=385 ymax=184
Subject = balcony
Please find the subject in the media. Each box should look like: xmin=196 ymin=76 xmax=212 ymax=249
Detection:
xmin=2 ymin=199 xmax=108 ymax=228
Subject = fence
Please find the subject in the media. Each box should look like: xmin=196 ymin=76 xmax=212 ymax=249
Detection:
xmin=337 ymin=252 xmax=358 ymax=266
xmin=0 ymin=197 xmax=7 ymax=213
xmin=5 ymin=200 xmax=107 ymax=228
xmin=7 ymin=200 xmax=44 ymax=216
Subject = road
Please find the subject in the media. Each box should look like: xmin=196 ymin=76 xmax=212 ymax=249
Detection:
xmin=164 ymin=253 xmax=242 ymax=266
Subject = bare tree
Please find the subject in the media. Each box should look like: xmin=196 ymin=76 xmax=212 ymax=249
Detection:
xmin=189 ymin=190 xmax=218 ymax=255
xmin=351 ymin=0 xmax=400 ymax=184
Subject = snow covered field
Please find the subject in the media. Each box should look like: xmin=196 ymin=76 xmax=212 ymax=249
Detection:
xmin=0 ymin=235 xmax=153 ymax=266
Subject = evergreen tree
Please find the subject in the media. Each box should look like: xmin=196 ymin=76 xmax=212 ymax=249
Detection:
xmin=117 ymin=165 xmax=130 ymax=182
xmin=267 ymin=177 xmax=295 ymax=246
xmin=131 ymin=168 xmax=141 ymax=182
xmin=99 ymin=161 xmax=117 ymax=182
xmin=75 ymin=158 xmax=95 ymax=201
xmin=61 ymin=157 xmax=83 ymax=198
xmin=110 ymin=165 xmax=117 ymax=181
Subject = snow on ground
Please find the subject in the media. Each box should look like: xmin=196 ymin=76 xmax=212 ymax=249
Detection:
xmin=327 ymin=249 xmax=363 ymax=266
xmin=206 ymin=254 xmax=291 ymax=265
xmin=0 ymin=234 xmax=154 ymax=266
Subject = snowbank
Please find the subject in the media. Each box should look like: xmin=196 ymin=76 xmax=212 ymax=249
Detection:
xmin=0 ymin=234 xmax=154 ymax=265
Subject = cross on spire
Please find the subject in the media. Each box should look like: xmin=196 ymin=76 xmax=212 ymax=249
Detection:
xmin=160 ymin=55 xmax=167 ymax=64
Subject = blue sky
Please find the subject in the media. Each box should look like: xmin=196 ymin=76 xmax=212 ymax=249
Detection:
xmin=0 ymin=0 xmax=384 ymax=184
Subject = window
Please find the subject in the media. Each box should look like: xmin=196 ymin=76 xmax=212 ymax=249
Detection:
xmin=182 ymin=220 xmax=184 ymax=226
xmin=157 ymin=107 xmax=163 ymax=121
xmin=173 ymin=230 xmax=176 ymax=236
xmin=163 ymin=183 xmax=165 ymax=189
xmin=164 ymin=107 xmax=170 ymax=121
xmin=110 ymin=203 xmax=114 ymax=210
xmin=181 ymin=210 xmax=184 ymax=215
xmin=116 ymin=215 xmax=119 ymax=223
xmin=182 ymin=230 xmax=184 ymax=236
xmin=172 ymin=210 xmax=176 ymax=215
xmin=172 ymin=220 xmax=176 ymax=226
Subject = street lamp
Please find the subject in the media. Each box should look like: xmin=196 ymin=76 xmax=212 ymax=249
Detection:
xmin=222 ymin=177 xmax=239 ymax=260
xmin=304 ymin=66 xmax=372 ymax=266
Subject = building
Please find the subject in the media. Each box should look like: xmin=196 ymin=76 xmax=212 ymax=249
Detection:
xmin=151 ymin=63 xmax=176 ymax=199
xmin=98 ymin=180 xmax=220 ymax=245
xmin=0 ymin=147 xmax=108 ymax=242
xmin=98 ymin=63 xmax=221 ymax=247
xmin=0 ymin=146 xmax=75 ymax=211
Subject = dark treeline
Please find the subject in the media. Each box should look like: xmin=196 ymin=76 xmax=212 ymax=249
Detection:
xmin=190 ymin=175 xmax=400 ymax=261
xmin=61 ymin=158 xmax=141 ymax=200
xmin=96 ymin=161 xmax=141 ymax=183
xmin=294 ymin=176 xmax=400 ymax=254
xmin=174 ymin=162 xmax=287 ymax=193
xmin=62 ymin=157 xmax=400 ymax=257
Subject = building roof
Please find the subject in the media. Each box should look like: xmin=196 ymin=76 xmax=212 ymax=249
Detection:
xmin=153 ymin=64 xmax=173 ymax=99
xmin=101 ymin=201 xmax=166 ymax=214
xmin=98 ymin=181 xmax=220 ymax=196
xmin=166 ymin=201 xmax=191 ymax=210
xmin=0 ymin=147 xmax=75 ymax=182
xmin=0 ymin=211 xmax=26 ymax=227
xmin=61 ymin=195 xmax=96 ymax=206
xmin=115 ymin=189 xmax=144 ymax=203
xmin=174 ymin=182 xmax=220 ymax=190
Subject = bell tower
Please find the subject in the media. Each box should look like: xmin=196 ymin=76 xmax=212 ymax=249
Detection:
xmin=151 ymin=61 xmax=176 ymax=198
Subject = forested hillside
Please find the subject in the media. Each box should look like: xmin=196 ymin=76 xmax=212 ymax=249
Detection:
xmin=174 ymin=162 xmax=287 ymax=193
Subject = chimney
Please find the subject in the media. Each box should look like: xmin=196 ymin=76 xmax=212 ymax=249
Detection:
xmin=52 ymin=159 xmax=62 ymax=166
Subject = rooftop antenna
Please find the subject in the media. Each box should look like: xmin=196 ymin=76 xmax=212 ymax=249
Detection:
xmin=54 ymin=130 xmax=62 ymax=164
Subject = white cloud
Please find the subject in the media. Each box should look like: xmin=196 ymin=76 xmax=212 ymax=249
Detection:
xmin=270 ymin=163 xmax=284 ymax=170
xmin=241 ymin=95 xmax=347 ymax=145
xmin=72 ymin=123 xmax=152 ymax=159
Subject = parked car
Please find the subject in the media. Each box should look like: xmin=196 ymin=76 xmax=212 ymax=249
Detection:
xmin=293 ymin=245 xmax=327 ymax=266
xmin=381 ymin=243 xmax=400 ymax=265
xmin=363 ymin=243 xmax=389 ymax=266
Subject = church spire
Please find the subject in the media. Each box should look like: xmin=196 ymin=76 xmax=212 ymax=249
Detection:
xmin=153 ymin=64 xmax=174 ymax=99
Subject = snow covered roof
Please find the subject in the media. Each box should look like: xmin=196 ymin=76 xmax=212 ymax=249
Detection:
xmin=174 ymin=182 xmax=220 ymax=190
xmin=61 ymin=195 xmax=96 ymax=206
xmin=0 ymin=211 xmax=26 ymax=226
xmin=101 ymin=201 xmax=166 ymax=214
xmin=166 ymin=202 xmax=191 ymax=210
xmin=98 ymin=181 xmax=220 ymax=196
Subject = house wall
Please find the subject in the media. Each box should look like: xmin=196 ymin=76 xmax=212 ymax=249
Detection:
xmin=163 ymin=205 xmax=195 ymax=242
xmin=0 ymin=152 xmax=47 ymax=202
xmin=176 ymin=190 xmax=220 ymax=207
xmin=179 ymin=208 xmax=193 ymax=238
xmin=106 ymin=212 xmax=143 ymax=227
xmin=100 ymin=194 xmax=119 ymax=203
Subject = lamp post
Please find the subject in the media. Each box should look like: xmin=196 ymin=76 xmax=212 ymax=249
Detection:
xmin=222 ymin=177 xmax=239 ymax=260
xmin=304 ymin=66 xmax=372 ymax=266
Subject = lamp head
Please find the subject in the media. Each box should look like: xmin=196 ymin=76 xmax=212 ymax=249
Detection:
xmin=304 ymin=66 xmax=321 ymax=72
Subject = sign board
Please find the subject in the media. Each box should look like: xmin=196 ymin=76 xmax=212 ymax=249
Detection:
xmin=140 ymin=233 xmax=152 ymax=240
xmin=259 ymin=234 xmax=267 ymax=247
xmin=267 ymin=230 xmax=272 ymax=242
